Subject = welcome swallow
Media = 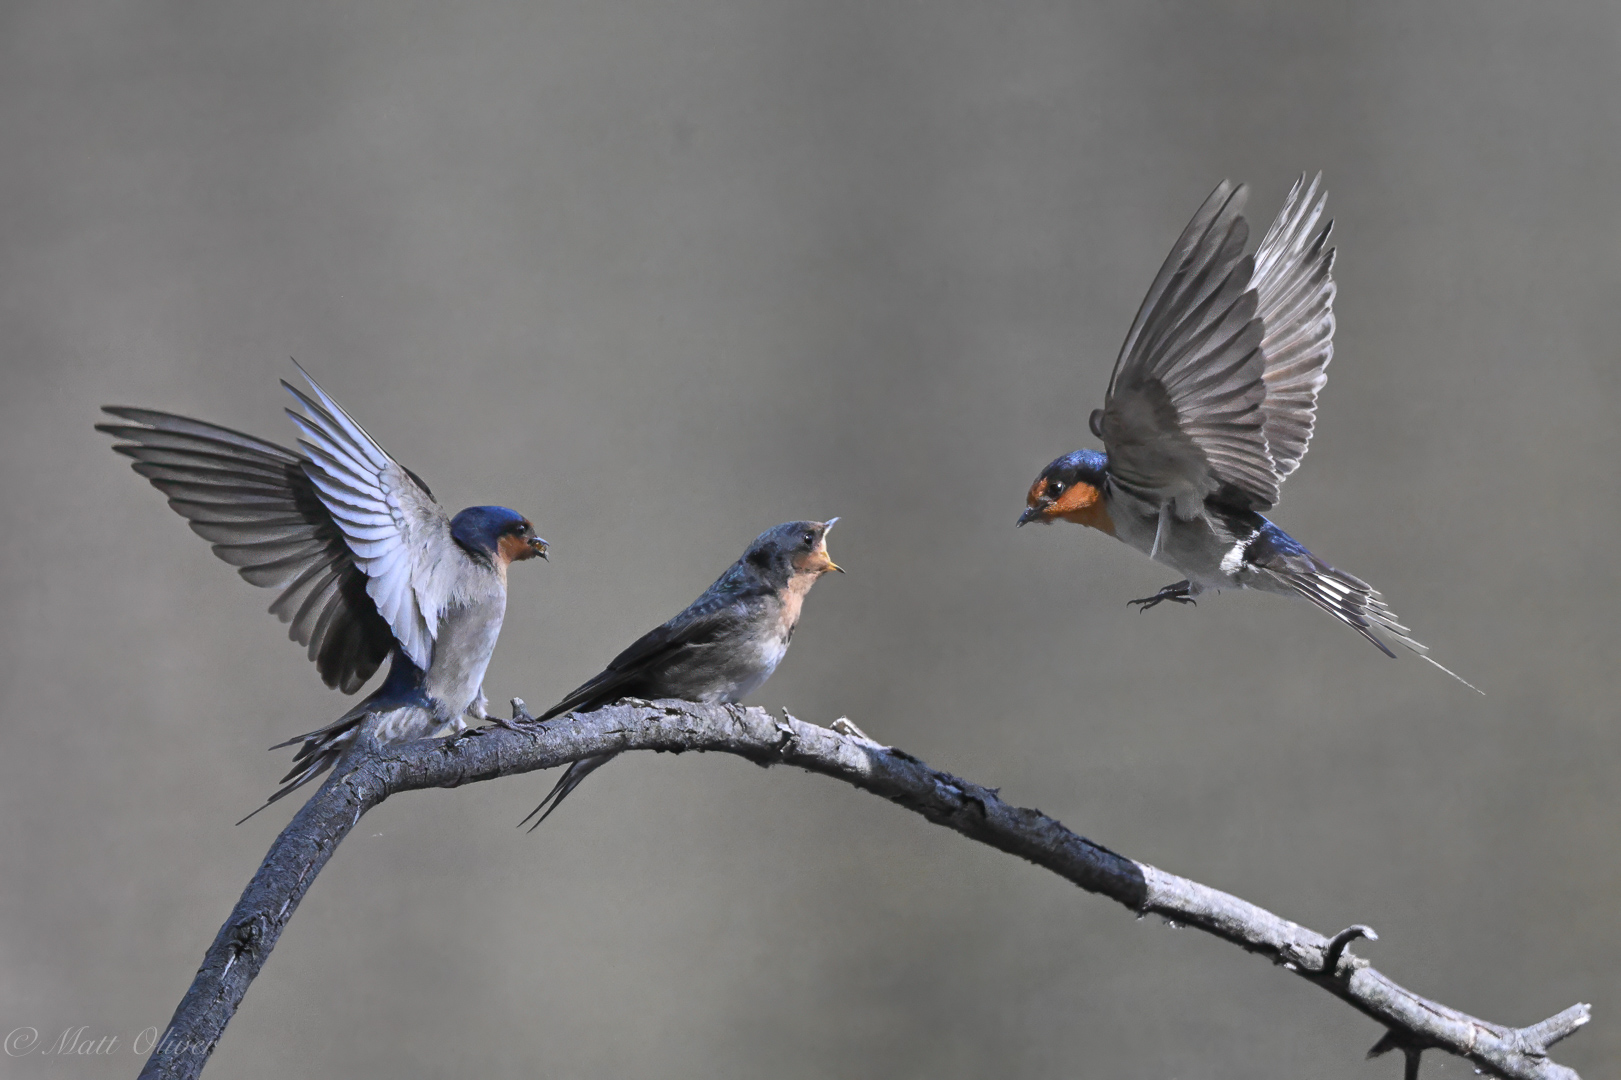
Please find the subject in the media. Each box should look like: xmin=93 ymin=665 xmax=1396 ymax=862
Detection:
xmin=1018 ymin=176 xmax=1475 ymax=689
xmin=99 ymin=366 xmax=550 ymax=815
xmin=519 ymin=519 xmax=843 ymax=827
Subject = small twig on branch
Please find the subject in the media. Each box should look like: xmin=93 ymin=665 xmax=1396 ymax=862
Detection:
xmin=138 ymin=701 xmax=1590 ymax=1080
xmin=1320 ymin=923 xmax=1378 ymax=974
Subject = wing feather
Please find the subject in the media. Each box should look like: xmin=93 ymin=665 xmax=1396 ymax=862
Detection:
xmin=98 ymin=407 xmax=395 ymax=693
xmin=282 ymin=367 xmax=455 ymax=669
xmin=1098 ymin=182 xmax=1277 ymax=512
xmin=290 ymin=569 xmax=346 ymax=650
xmin=288 ymin=374 xmax=394 ymax=471
xmin=1250 ymin=173 xmax=1336 ymax=485
xmin=538 ymin=581 xmax=768 ymax=721
xmin=524 ymin=567 xmax=772 ymax=827
xmin=1095 ymin=176 xmax=1339 ymax=512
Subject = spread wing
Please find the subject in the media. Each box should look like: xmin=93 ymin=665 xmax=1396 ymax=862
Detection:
xmin=1096 ymin=181 xmax=1278 ymax=513
xmin=1250 ymin=173 xmax=1336 ymax=484
xmin=538 ymin=575 xmax=770 ymax=721
xmin=97 ymin=408 xmax=396 ymax=693
xmin=280 ymin=367 xmax=456 ymax=672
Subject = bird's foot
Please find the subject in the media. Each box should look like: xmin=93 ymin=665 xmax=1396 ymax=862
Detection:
xmin=490 ymin=697 xmax=538 ymax=730
xmin=1128 ymin=580 xmax=1197 ymax=612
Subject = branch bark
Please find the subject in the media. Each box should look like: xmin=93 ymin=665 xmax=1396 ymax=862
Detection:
xmin=138 ymin=701 xmax=1590 ymax=1080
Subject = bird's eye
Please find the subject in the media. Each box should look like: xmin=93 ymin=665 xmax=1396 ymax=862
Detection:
xmin=802 ymin=531 xmax=816 ymax=546
xmin=1048 ymin=481 xmax=1065 ymax=498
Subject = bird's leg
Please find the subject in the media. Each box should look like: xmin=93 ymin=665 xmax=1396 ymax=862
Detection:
xmin=1128 ymin=580 xmax=1197 ymax=612
xmin=476 ymin=687 xmax=520 ymax=731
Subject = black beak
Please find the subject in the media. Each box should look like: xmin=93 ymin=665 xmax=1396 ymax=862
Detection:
xmin=1016 ymin=506 xmax=1041 ymax=527
xmin=530 ymin=536 xmax=550 ymax=560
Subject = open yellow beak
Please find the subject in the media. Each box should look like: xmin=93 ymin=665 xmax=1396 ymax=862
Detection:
xmin=820 ymin=517 xmax=844 ymax=573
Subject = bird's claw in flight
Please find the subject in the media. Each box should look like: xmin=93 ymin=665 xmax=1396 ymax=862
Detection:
xmin=1128 ymin=582 xmax=1197 ymax=612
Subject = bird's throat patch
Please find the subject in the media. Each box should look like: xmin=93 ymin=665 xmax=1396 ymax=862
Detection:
xmin=1050 ymin=481 xmax=1115 ymax=535
xmin=498 ymin=532 xmax=534 ymax=564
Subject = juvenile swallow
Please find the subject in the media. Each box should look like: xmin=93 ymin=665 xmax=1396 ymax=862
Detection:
xmin=99 ymin=366 xmax=550 ymax=816
xmin=1019 ymin=175 xmax=1474 ymax=688
xmin=519 ymin=519 xmax=842 ymax=827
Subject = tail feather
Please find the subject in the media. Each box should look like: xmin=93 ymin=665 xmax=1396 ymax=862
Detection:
xmin=1266 ymin=563 xmax=1482 ymax=694
xmin=518 ymin=752 xmax=617 ymax=831
xmin=236 ymin=713 xmax=366 ymax=825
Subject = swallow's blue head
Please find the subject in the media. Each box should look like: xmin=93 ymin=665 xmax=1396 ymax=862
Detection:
xmin=450 ymin=506 xmax=549 ymax=564
xmin=1018 ymin=449 xmax=1114 ymax=532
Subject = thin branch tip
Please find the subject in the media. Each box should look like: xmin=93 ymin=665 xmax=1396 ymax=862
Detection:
xmin=1515 ymin=1004 xmax=1591 ymax=1054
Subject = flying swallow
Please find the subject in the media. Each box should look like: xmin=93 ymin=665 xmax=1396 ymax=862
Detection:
xmin=1019 ymin=176 xmax=1475 ymax=689
xmin=99 ymin=366 xmax=550 ymax=817
xmin=519 ymin=519 xmax=842 ymax=827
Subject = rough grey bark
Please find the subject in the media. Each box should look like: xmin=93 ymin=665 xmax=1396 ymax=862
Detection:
xmin=138 ymin=701 xmax=1590 ymax=1080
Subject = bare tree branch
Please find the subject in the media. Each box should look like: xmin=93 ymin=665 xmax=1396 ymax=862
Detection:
xmin=138 ymin=701 xmax=1590 ymax=1080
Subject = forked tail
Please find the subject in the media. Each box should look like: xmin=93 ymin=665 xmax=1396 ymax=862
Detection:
xmin=235 ymin=711 xmax=367 ymax=824
xmin=1265 ymin=561 xmax=1481 ymax=694
xmin=518 ymin=752 xmax=618 ymax=831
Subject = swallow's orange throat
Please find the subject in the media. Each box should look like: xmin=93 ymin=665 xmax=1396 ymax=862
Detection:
xmin=498 ymin=531 xmax=539 ymax=565
xmin=1026 ymin=478 xmax=1116 ymax=535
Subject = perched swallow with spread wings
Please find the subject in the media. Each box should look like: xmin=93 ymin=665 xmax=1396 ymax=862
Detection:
xmin=519 ymin=519 xmax=842 ymax=828
xmin=1018 ymin=175 xmax=1474 ymax=689
xmin=99 ymin=366 xmax=550 ymax=817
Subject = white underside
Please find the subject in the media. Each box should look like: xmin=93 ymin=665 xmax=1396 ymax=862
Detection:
xmin=1108 ymin=491 xmax=1289 ymax=597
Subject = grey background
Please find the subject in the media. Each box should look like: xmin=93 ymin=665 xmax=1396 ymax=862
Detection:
xmin=2 ymin=1 xmax=1616 ymax=1077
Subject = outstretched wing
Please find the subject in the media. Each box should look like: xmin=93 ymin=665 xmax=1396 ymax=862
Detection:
xmin=1250 ymin=173 xmax=1336 ymax=485
xmin=1096 ymin=181 xmax=1278 ymax=513
xmin=97 ymin=408 xmax=395 ymax=693
xmin=281 ymin=367 xmax=457 ymax=672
